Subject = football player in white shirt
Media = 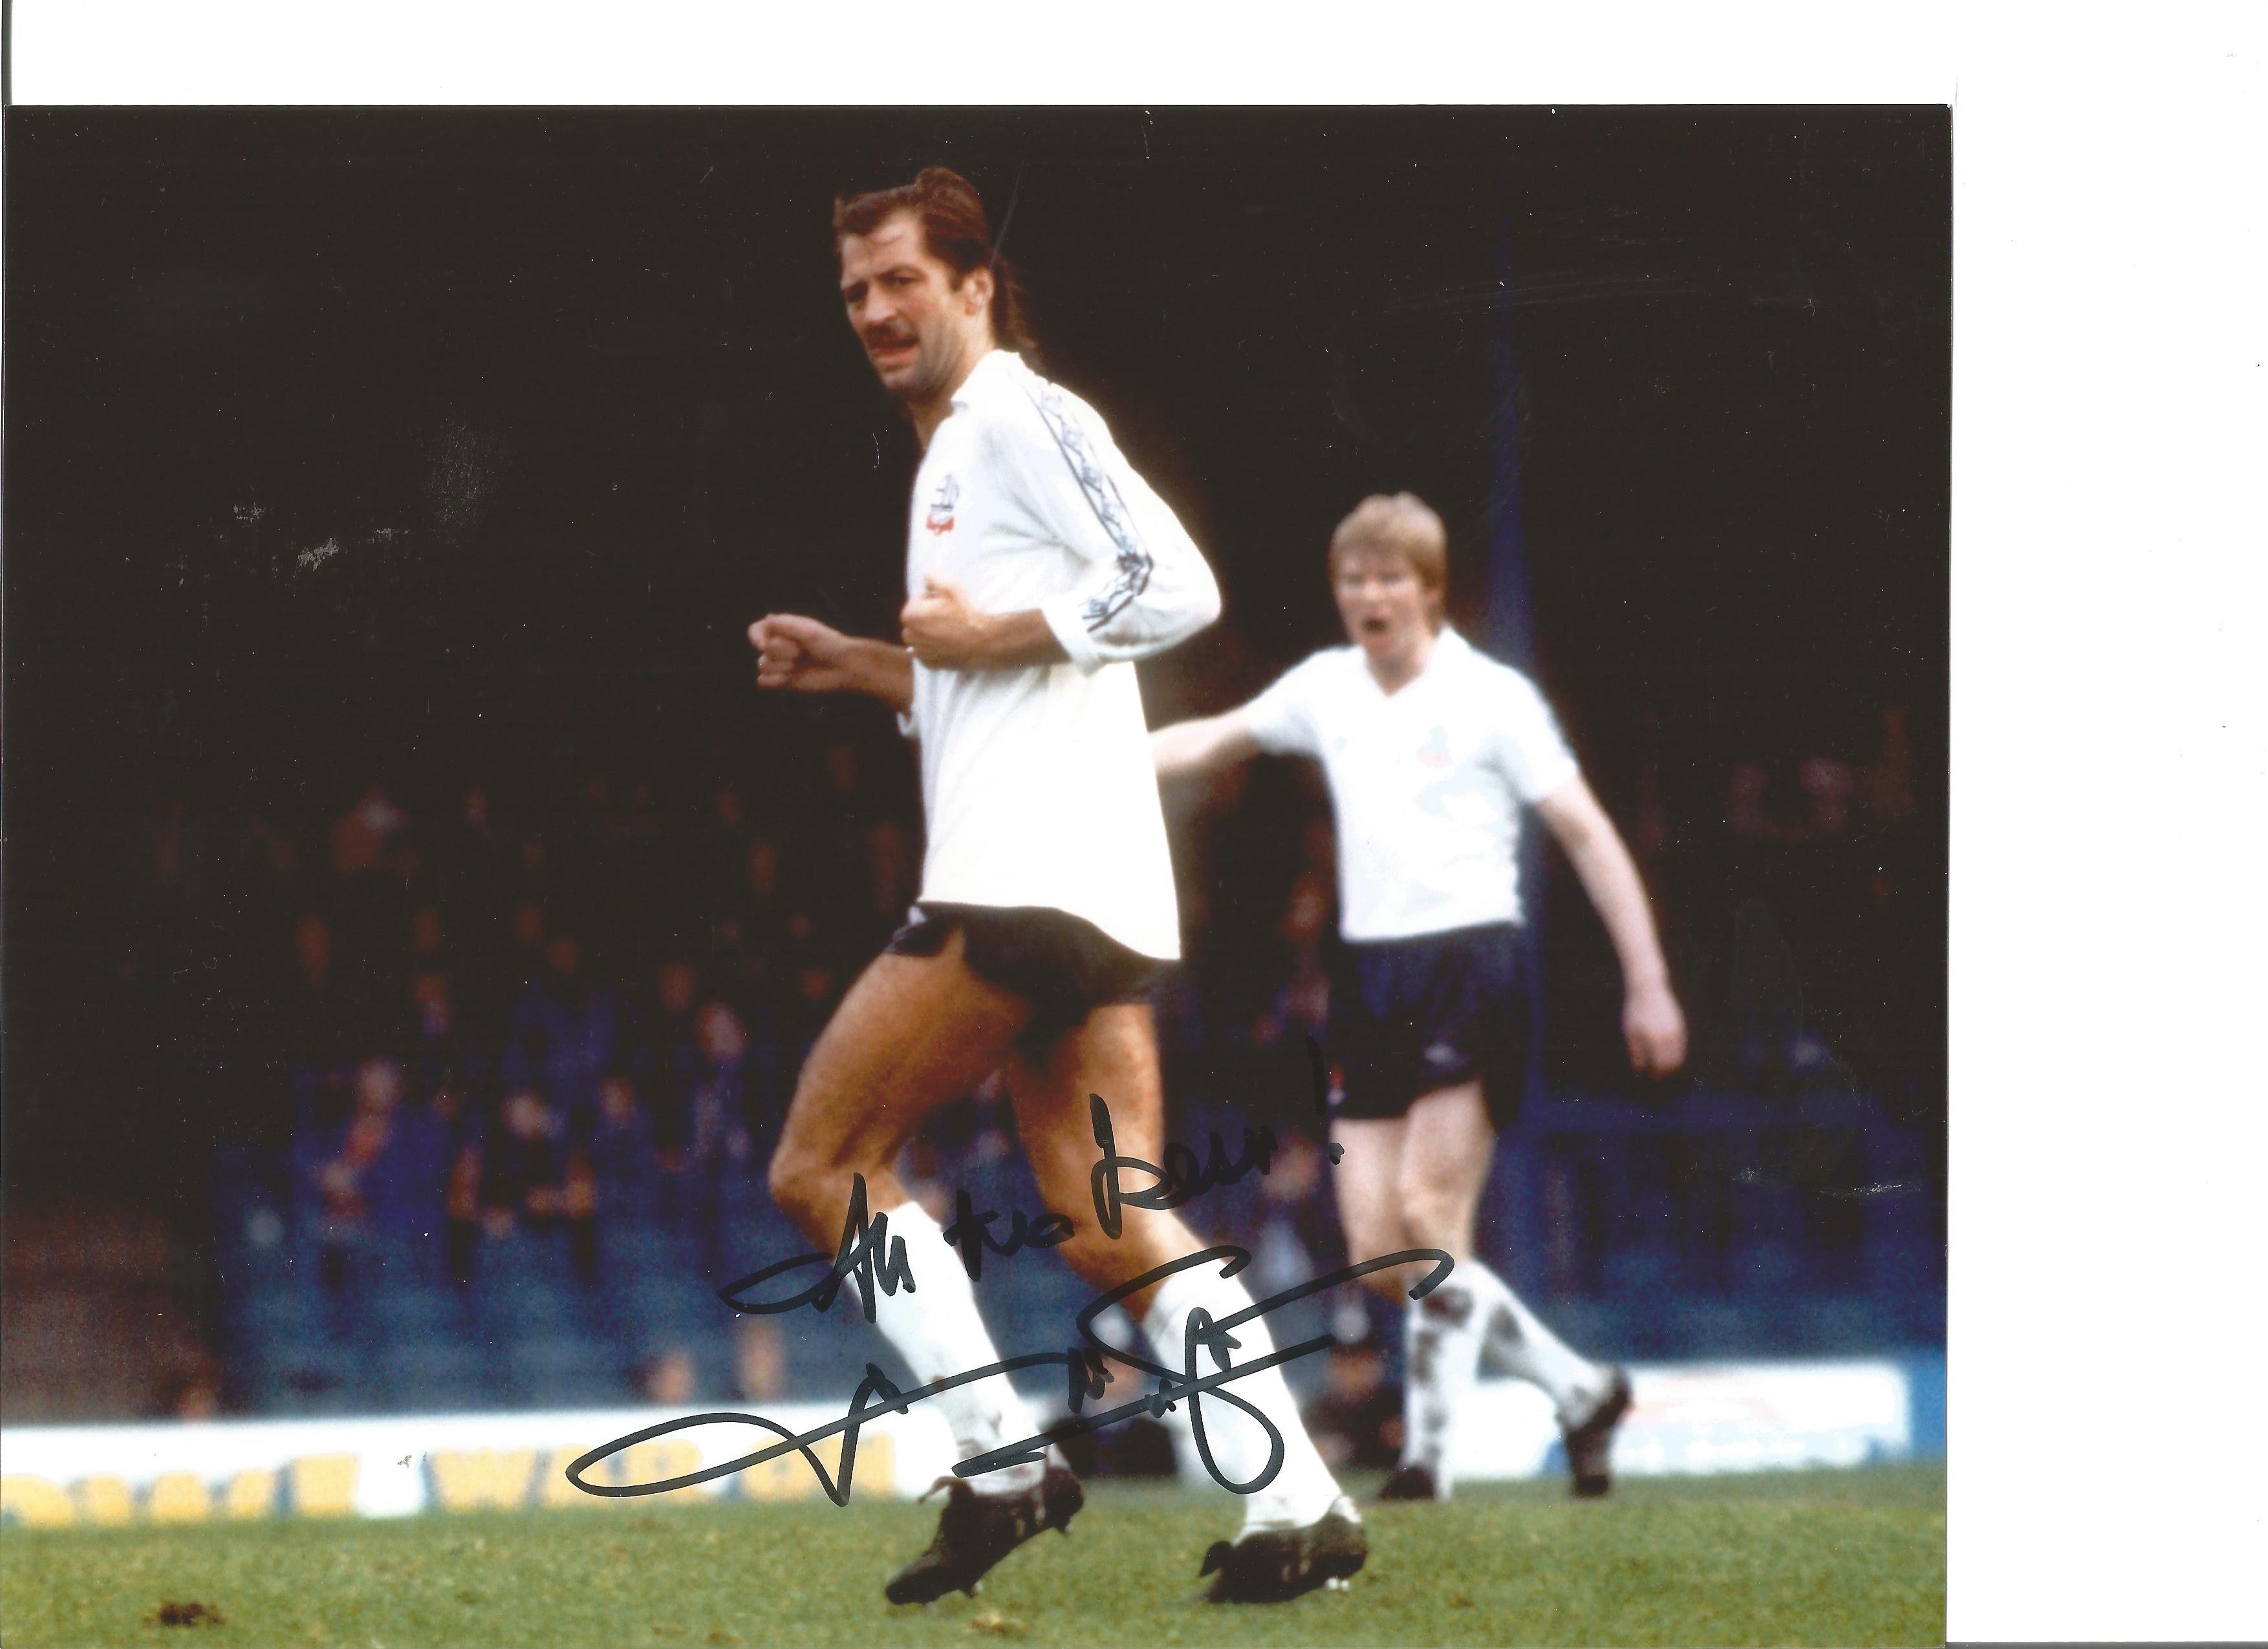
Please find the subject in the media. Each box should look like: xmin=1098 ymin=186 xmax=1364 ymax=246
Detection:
xmin=1153 ymin=493 xmax=1689 ymax=1502
xmin=748 ymin=169 xmax=1365 ymax=1604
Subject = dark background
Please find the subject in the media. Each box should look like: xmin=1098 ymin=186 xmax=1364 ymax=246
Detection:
xmin=4 ymin=107 xmax=1949 ymax=1198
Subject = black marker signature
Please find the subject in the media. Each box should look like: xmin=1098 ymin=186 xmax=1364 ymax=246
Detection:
xmin=711 ymin=1172 xmax=916 ymax=1324
xmin=1088 ymin=1094 xmax=1279 ymax=1241
xmin=944 ymin=1099 xmax=1289 ymax=1278
xmin=568 ymin=1245 xmax=1451 ymax=1505
xmin=713 ymin=1095 xmax=1302 ymax=1302
xmin=941 ymin=1189 xmax=1074 ymax=1282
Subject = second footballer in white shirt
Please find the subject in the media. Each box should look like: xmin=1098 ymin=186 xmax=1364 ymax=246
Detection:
xmin=1154 ymin=492 xmax=1689 ymax=1502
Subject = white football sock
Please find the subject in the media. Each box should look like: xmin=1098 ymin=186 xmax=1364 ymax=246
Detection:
xmin=1398 ymin=1275 xmax=1487 ymax=1494
xmin=847 ymin=1201 xmax=1043 ymax=1496
xmin=1143 ymin=1261 xmax=1345 ymax=1533
xmin=1461 ymin=1258 xmax=1608 ymax=1423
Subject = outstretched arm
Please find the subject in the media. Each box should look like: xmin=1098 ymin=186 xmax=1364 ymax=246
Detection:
xmin=1152 ymin=707 xmax=1264 ymax=783
xmin=1534 ymin=776 xmax=1688 ymax=1075
xmin=748 ymin=614 xmax=914 ymax=715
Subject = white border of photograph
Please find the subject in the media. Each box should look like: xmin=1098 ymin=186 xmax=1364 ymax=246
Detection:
xmin=7 ymin=4 xmax=2264 ymax=1641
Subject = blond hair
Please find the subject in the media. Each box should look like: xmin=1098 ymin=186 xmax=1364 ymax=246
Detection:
xmin=1328 ymin=493 xmax=1449 ymax=615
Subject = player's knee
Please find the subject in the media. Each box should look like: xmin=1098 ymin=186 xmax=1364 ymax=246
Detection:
xmin=766 ymin=1140 xmax=839 ymax=1240
xmin=1341 ymin=1209 xmax=1420 ymax=1297
xmin=1398 ymin=1178 xmax=1471 ymax=1254
xmin=763 ymin=1143 xmax=808 ymax=1222
xmin=1408 ymin=1208 xmax=1473 ymax=1255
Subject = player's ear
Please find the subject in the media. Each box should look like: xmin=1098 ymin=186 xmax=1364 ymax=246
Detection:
xmin=962 ymin=265 xmax=995 ymax=317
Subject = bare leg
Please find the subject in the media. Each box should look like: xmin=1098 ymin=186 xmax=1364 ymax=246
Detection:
xmin=1363 ymin=1079 xmax=1610 ymax=1487
xmin=1330 ymin=1114 xmax=1416 ymax=1304
xmin=1332 ymin=1086 xmax=1496 ymax=1314
xmin=1368 ymin=1083 xmax=1496 ymax=1492
xmin=1007 ymin=1000 xmax=1346 ymax=1531
xmin=763 ymin=931 xmax=1048 ymax=1502
xmin=766 ymin=928 xmax=1029 ymax=1245
xmin=1000 ymin=1000 xmax=1200 ymax=1320
xmin=1392 ymin=1082 xmax=1497 ymax=1256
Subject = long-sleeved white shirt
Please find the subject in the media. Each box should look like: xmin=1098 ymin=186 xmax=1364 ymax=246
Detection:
xmin=902 ymin=349 xmax=1220 ymax=960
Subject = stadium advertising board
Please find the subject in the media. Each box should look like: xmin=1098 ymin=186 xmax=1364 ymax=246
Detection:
xmin=2 ymin=1360 xmax=1919 ymax=1526
xmin=0 ymin=1403 xmax=959 ymax=1528
xmin=1454 ymin=1359 xmax=1915 ymax=1482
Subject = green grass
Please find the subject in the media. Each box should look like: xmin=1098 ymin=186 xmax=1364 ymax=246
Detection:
xmin=1 ymin=1463 xmax=1943 ymax=1648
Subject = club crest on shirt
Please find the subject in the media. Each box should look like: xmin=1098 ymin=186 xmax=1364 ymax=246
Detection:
xmin=925 ymin=475 xmax=959 ymax=535
xmin=1417 ymin=725 xmax=1453 ymax=768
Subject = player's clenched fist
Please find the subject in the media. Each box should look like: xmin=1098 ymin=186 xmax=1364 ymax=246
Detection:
xmin=899 ymin=572 xmax=993 ymax=668
xmin=1622 ymin=982 xmax=1688 ymax=1076
xmin=748 ymin=611 xmax=915 ymax=712
xmin=750 ymin=612 xmax=855 ymax=693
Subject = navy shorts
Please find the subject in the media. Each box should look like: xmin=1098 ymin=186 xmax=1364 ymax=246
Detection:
xmin=887 ymin=903 xmax=1160 ymax=1048
xmin=1328 ymin=922 xmax=1531 ymax=1128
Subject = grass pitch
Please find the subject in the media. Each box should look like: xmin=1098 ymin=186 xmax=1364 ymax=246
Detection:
xmin=2 ymin=1463 xmax=1944 ymax=1647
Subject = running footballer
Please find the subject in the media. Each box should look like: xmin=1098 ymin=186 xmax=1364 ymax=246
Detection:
xmin=748 ymin=167 xmax=1368 ymax=1604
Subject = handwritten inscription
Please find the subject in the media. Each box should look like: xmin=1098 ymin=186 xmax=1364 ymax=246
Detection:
xmin=579 ymin=1081 xmax=1394 ymax=1508
xmin=714 ymin=1174 xmax=916 ymax=1323
xmin=720 ymin=1096 xmax=1299 ymax=1302
xmin=568 ymin=1245 xmax=1451 ymax=1506
xmin=941 ymin=1191 xmax=1074 ymax=1281
xmin=1088 ymin=1095 xmax=1277 ymax=1240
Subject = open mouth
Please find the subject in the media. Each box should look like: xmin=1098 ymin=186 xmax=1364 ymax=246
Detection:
xmin=1359 ymin=616 xmax=1390 ymax=636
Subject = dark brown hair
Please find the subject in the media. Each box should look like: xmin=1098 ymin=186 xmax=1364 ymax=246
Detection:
xmin=832 ymin=166 xmax=1035 ymax=354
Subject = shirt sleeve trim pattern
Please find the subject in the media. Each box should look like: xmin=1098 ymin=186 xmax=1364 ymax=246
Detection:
xmin=1024 ymin=380 xmax=1153 ymax=630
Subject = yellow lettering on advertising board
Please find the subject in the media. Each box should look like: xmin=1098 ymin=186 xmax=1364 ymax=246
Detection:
xmin=429 ymin=1449 xmax=537 ymax=1513
xmin=77 ymin=1475 xmax=134 ymax=1525
xmin=0 ymin=1476 xmax=76 ymax=1527
xmin=146 ymin=1472 xmax=213 ymax=1523
xmin=618 ymin=1441 xmax=704 ymax=1505
xmin=539 ymin=1448 xmax=605 ymax=1508
xmin=288 ymin=1454 xmax=360 ymax=1516
xmin=224 ymin=1468 xmax=279 ymax=1519
xmin=0 ymin=1428 xmax=910 ymax=1526
xmin=735 ymin=1430 xmax=891 ymax=1502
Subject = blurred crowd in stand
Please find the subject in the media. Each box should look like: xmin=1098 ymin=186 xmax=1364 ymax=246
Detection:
xmin=1648 ymin=705 xmax=1941 ymax=1112
xmin=84 ymin=699 xmax=1940 ymax=1433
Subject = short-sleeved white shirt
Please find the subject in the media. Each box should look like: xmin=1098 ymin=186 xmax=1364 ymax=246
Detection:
xmin=902 ymin=350 xmax=1222 ymax=961
xmin=1240 ymin=628 xmax=1579 ymax=942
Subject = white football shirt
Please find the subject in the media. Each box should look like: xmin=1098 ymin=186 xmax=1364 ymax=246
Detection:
xmin=1240 ymin=628 xmax=1579 ymax=942
xmin=902 ymin=349 xmax=1221 ymax=961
